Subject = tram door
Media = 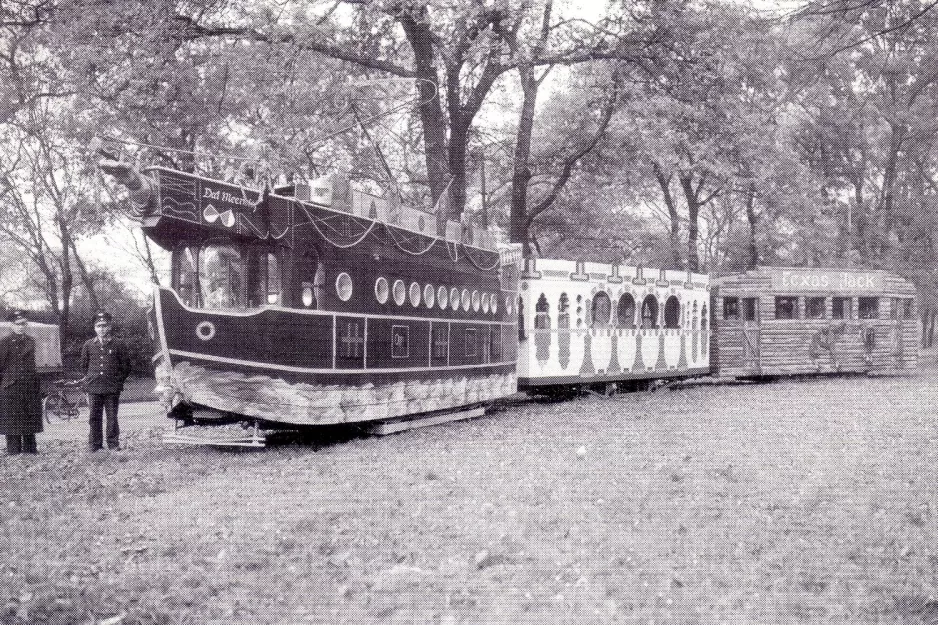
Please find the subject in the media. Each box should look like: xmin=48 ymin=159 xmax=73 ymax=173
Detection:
xmin=741 ymin=297 xmax=760 ymax=369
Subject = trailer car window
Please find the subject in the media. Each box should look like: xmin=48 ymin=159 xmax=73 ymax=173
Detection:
xmin=806 ymin=297 xmax=825 ymax=319
xmin=775 ymin=296 xmax=798 ymax=320
xmin=858 ymin=297 xmax=879 ymax=319
xmin=617 ymin=294 xmax=636 ymax=329
xmin=592 ymin=292 xmax=612 ymax=328
xmin=832 ymin=297 xmax=851 ymax=320
xmin=664 ymin=296 xmax=680 ymax=329
xmin=723 ymin=297 xmax=740 ymax=320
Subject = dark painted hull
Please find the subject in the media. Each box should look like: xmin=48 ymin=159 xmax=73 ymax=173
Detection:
xmin=152 ymin=287 xmax=517 ymax=425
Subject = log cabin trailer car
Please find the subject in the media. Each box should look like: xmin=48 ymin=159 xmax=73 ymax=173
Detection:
xmin=711 ymin=267 xmax=918 ymax=378
xmin=103 ymin=163 xmax=518 ymax=443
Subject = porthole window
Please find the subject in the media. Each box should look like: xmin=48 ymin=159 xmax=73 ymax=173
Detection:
xmin=423 ymin=284 xmax=435 ymax=308
xmin=393 ymin=279 xmax=406 ymax=306
xmin=461 ymin=288 xmax=471 ymax=311
xmin=482 ymin=293 xmax=490 ymax=313
xmin=472 ymin=290 xmax=480 ymax=311
xmin=409 ymin=282 xmax=421 ymax=307
xmin=438 ymin=286 xmax=449 ymax=309
xmin=450 ymin=287 xmax=460 ymax=311
xmin=336 ymin=272 xmax=353 ymax=302
xmin=375 ymin=277 xmax=389 ymax=304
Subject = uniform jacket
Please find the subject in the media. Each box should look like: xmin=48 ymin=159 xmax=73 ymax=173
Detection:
xmin=80 ymin=335 xmax=132 ymax=394
xmin=0 ymin=332 xmax=38 ymax=389
xmin=0 ymin=332 xmax=42 ymax=435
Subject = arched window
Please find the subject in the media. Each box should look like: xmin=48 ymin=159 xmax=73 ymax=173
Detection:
xmin=617 ymin=294 xmax=636 ymax=329
xmin=692 ymin=301 xmax=699 ymax=331
xmin=701 ymin=304 xmax=709 ymax=333
xmin=592 ymin=292 xmax=612 ymax=328
xmin=535 ymin=293 xmax=550 ymax=329
xmin=641 ymin=295 xmax=659 ymax=329
xmin=664 ymin=296 xmax=680 ymax=329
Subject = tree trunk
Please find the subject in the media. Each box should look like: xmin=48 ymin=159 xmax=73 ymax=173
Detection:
xmin=680 ymin=174 xmax=701 ymax=272
xmin=745 ymin=184 xmax=758 ymax=269
xmin=652 ymin=161 xmax=682 ymax=268
xmin=399 ymin=7 xmax=451 ymax=207
xmin=509 ymin=65 xmax=538 ymax=256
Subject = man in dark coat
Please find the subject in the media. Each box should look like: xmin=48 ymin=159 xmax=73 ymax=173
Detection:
xmin=0 ymin=310 xmax=42 ymax=454
xmin=80 ymin=311 xmax=132 ymax=452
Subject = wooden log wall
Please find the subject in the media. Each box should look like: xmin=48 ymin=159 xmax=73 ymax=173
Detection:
xmin=712 ymin=268 xmax=918 ymax=378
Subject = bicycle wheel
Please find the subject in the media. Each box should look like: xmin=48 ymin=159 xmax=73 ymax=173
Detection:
xmin=43 ymin=395 xmax=63 ymax=423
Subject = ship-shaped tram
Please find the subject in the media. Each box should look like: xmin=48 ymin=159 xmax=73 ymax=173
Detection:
xmin=103 ymin=161 xmax=520 ymax=445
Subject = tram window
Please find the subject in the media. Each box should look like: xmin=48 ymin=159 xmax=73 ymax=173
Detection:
xmin=858 ymin=297 xmax=879 ymax=319
xmin=641 ymin=295 xmax=659 ymax=329
xmin=175 ymin=245 xmax=199 ymax=306
xmin=592 ymin=292 xmax=612 ymax=328
xmin=742 ymin=298 xmax=758 ymax=322
xmin=805 ymin=297 xmax=825 ymax=319
xmin=832 ymin=297 xmax=851 ymax=320
xmin=301 ymin=282 xmax=315 ymax=307
xmin=257 ymin=251 xmax=281 ymax=305
xmin=617 ymin=294 xmax=636 ymax=329
xmin=200 ymin=243 xmax=245 ymax=309
xmin=664 ymin=296 xmax=680 ymax=329
xmin=723 ymin=297 xmax=740 ymax=320
xmin=775 ymin=296 xmax=798 ymax=320
xmin=295 ymin=251 xmax=323 ymax=309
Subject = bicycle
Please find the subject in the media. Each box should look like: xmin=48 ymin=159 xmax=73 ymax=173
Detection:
xmin=43 ymin=378 xmax=89 ymax=423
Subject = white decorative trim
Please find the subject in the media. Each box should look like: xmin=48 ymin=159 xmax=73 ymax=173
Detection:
xmin=169 ymin=348 xmax=516 ymax=375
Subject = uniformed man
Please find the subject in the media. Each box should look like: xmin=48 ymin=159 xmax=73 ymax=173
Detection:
xmin=80 ymin=311 xmax=132 ymax=452
xmin=0 ymin=310 xmax=42 ymax=455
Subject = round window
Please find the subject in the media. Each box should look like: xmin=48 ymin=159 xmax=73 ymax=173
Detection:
xmin=423 ymin=284 xmax=435 ymax=308
xmin=409 ymin=282 xmax=421 ymax=307
xmin=336 ymin=273 xmax=353 ymax=302
xmin=461 ymin=289 xmax=470 ymax=311
xmin=471 ymin=290 xmax=480 ymax=311
xmin=450 ymin=287 xmax=460 ymax=311
xmin=437 ymin=286 xmax=449 ymax=309
xmin=375 ymin=277 xmax=389 ymax=304
xmin=393 ymin=279 xmax=406 ymax=306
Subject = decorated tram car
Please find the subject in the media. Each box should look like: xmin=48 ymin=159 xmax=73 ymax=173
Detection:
xmin=711 ymin=267 xmax=918 ymax=377
xmin=101 ymin=161 xmax=920 ymax=443
xmin=516 ymin=258 xmax=711 ymax=393
xmin=114 ymin=164 xmax=517 ymax=439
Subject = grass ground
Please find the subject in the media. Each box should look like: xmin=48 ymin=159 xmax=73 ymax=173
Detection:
xmin=2 ymin=358 xmax=937 ymax=624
